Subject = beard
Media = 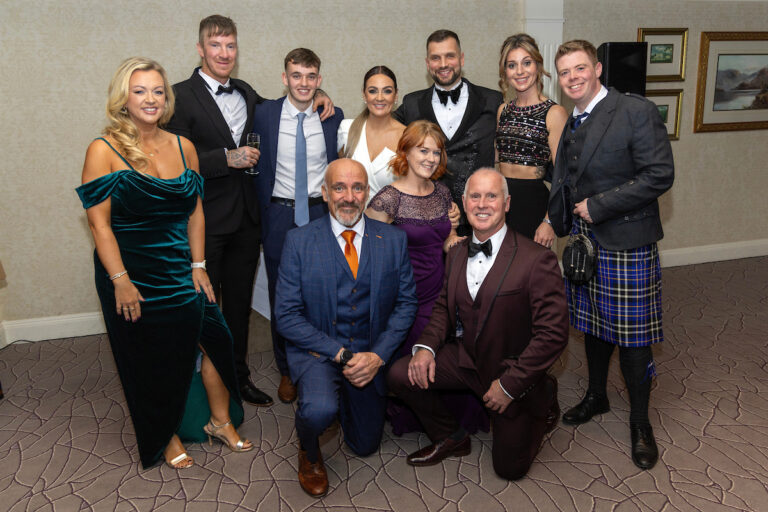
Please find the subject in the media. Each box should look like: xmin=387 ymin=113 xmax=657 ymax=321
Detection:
xmin=334 ymin=201 xmax=363 ymax=227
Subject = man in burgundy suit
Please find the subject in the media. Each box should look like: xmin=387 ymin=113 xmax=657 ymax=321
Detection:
xmin=387 ymin=167 xmax=568 ymax=480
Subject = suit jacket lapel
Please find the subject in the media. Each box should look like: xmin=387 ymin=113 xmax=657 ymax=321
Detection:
xmin=319 ymin=106 xmax=337 ymax=163
xmin=364 ymin=219 xmax=377 ymax=326
xmin=269 ymin=97 xmax=286 ymax=176
xmin=189 ymin=70 xmax=238 ymax=147
xmin=473 ymin=230 xmax=518 ymax=344
xmin=318 ymin=216 xmax=338 ymax=326
xmin=450 ymin=79 xmax=480 ymax=143
xmin=232 ymin=77 xmax=256 ymax=147
xmin=575 ymin=89 xmax=618 ymax=182
xmin=417 ymin=87 xmax=439 ymax=125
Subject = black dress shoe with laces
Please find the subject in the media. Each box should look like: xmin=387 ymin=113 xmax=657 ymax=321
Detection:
xmin=630 ymin=423 xmax=658 ymax=470
xmin=562 ymin=392 xmax=610 ymax=425
xmin=240 ymin=381 xmax=274 ymax=407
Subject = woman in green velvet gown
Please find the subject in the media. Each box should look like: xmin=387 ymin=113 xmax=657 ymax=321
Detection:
xmin=77 ymin=57 xmax=252 ymax=469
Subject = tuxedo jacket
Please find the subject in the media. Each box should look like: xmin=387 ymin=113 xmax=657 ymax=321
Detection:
xmin=548 ymin=88 xmax=674 ymax=250
xmin=394 ymin=79 xmax=502 ymax=199
xmin=274 ymin=215 xmax=418 ymax=395
xmin=417 ymin=229 xmax=569 ymax=398
xmin=166 ymin=68 xmax=264 ymax=235
xmin=251 ymin=97 xmax=344 ymax=219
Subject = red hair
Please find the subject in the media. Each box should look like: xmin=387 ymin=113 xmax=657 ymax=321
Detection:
xmin=390 ymin=120 xmax=447 ymax=179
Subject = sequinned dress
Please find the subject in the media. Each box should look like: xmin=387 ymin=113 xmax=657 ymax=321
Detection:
xmin=496 ymin=99 xmax=556 ymax=239
xmin=369 ymin=182 xmax=489 ymax=435
xmin=76 ymin=137 xmax=243 ymax=468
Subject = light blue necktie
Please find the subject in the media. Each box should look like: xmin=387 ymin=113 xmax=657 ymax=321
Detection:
xmin=294 ymin=112 xmax=309 ymax=226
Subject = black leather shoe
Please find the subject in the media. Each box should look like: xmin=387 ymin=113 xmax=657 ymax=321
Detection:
xmin=630 ymin=423 xmax=658 ymax=470
xmin=240 ymin=381 xmax=274 ymax=407
xmin=406 ymin=436 xmax=471 ymax=466
xmin=562 ymin=392 xmax=610 ymax=425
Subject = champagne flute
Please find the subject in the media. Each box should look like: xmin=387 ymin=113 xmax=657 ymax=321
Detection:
xmin=244 ymin=133 xmax=260 ymax=175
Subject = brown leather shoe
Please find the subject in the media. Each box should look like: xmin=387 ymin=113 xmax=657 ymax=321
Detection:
xmin=278 ymin=375 xmax=297 ymax=404
xmin=298 ymin=449 xmax=328 ymax=497
xmin=406 ymin=436 xmax=471 ymax=466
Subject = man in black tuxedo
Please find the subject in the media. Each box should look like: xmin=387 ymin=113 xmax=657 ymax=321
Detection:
xmin=166 ymin=15 xmax=272 ymax=406
xmin=394 ymin=29 xmax=502 ymax=235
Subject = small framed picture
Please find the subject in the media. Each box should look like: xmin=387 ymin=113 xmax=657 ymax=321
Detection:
xmin=638 ymin=28 xmax=688 ymax=82
xmin=646 ymin=89 xmax=683 ymax=140
xmin=694 ymin=31 xmax=768 ymax=132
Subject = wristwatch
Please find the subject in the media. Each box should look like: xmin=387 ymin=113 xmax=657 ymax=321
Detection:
xmin=339 ymin=349 xmax=354 ymax=367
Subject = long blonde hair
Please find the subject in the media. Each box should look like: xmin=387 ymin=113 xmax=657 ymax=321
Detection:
xmin=104 ymin=57 xmax=175 ymax=170
xmin=344 ymin=65 xmax=398 ymax=158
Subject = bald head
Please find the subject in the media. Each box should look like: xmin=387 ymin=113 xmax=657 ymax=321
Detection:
xmin=322 ymin=158 xmax=369 ymax=227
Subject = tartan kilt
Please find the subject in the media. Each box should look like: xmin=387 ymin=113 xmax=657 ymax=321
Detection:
xmin=565 ymin=218 xmax=663 ymax=347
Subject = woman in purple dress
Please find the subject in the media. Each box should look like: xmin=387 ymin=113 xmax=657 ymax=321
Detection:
xmin=366 ymin=120 xmax=488 ymax=435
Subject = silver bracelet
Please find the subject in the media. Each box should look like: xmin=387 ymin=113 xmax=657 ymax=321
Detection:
xmin=542 ymin=218 xmax=552 ymax=225
xmin=191 ymin=260 xmax=206 ymax=270
xmin=109 ymin=270 xmax=128 ymax=281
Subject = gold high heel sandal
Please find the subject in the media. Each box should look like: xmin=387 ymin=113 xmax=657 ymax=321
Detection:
xmin=203 ymin=419 xmax=254 ymax=452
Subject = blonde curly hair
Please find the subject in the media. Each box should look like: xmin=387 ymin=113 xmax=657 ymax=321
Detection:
xmin=104 ymin=57 xmax=175 ymax=170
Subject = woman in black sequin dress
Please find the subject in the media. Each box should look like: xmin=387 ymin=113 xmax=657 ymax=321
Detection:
xmin=495 ymin=34 xmax=568 ymax=246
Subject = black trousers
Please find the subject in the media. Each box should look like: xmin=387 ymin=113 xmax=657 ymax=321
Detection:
xmin=206 ymin=212 xmax=261 ymax=385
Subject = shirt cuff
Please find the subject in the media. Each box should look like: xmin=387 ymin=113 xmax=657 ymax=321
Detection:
xmin=412 ymin=344 xmax=435 ymax=357
xmin=498 ymin=379 xmax=514 ymax=400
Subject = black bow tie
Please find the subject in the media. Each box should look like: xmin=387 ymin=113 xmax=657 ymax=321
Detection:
xmin=436 ymin=82 xmax=463 ymax=106
xmin=216 ymin=84 xmax=235 ymax=95
xmin=468 ymin=239 xmax=492 ymax=258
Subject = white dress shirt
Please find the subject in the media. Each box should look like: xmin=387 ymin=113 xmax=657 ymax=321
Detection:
xmin=432 ymin=79 xmax=469 ymax=140
xmin=273 ymin=99 xmax=327 ymax=199
xmin=198 ymin=69 xmax=247 ymax=146
xmin=573 ymin=85 xmax=608 ymax=117
xmin=466 ymin=224 xmax=507 ymax=300
xmin=329 ymin=214 xmax=365 ymax=261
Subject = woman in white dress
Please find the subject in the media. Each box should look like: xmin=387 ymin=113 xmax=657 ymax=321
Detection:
xmin=337 ymin=66 xmax=405 ymax=200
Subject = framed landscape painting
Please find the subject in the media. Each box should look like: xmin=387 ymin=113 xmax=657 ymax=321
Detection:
xmin=694 ymin=32 xmax=768 ymax=132
xmin=638 ymin=28 xmax=688 ymax=81
xmin=646 ymin=89 xmax=683 ymax=140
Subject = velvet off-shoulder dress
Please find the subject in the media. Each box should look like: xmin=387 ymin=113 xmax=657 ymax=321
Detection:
xmin=76 ymin=137 xmax=243 ymax=468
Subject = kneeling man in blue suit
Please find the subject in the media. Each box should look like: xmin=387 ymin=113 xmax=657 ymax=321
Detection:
xmin=274 ymin=158 xmax=418 ymax=497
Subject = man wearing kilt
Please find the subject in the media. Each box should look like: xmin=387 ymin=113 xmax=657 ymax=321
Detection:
xmin=548 ymin=40 xmax=674 ymax=470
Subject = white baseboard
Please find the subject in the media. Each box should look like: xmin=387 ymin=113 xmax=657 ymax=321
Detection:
xmin=1 ymin=239 xmax=766 ymax=347
xmin=0 ymin=312 xmax=105 ymax=348
xmin=660 ymin=238 xmax=768 ymax=268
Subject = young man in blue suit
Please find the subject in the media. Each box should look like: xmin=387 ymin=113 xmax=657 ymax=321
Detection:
xmin=274 ymin=159 xmax=418 ymax=497
xmin=252 ymin=48 xmax=344 ymax=405
xmin=549 ymin=40 xmax=674 ymax=470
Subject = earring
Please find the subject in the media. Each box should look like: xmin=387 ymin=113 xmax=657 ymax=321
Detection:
xmin=120 ymin=106 xmax=127 ymax=114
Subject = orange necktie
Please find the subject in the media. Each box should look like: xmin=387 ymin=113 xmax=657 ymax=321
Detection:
xmin=341 ymin=230 xmax=358 ymax=279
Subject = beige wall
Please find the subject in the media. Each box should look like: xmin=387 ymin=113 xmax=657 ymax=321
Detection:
xmin=0 ymin=0 xmax=523 ymax=324
xmin=564 ymin=0 xmax=768 ymax=251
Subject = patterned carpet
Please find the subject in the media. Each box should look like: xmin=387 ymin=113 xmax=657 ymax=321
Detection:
xmin=1 ymin=257 xmax=767 ymax=511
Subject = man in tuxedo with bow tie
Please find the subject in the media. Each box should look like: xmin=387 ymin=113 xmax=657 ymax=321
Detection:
xmin=394 ymin=30 xmax=502 ymax=236
xmin=166 ymin=16 xmax=335 ymax=407
xmin=387 ymin=168 xmax=569 ymax=480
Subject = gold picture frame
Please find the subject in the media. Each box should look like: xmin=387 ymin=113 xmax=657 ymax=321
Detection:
xmin=638 ymin=28 xmax=688 ymax=82
xmin=646 ymin=89 xmax=683 ymax=140
xmin=694 ymin=31 xmax=768 ymax=133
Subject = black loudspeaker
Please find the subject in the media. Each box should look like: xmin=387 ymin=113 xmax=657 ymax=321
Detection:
xmin=597 ymin=42 xmax=648 ymax=96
